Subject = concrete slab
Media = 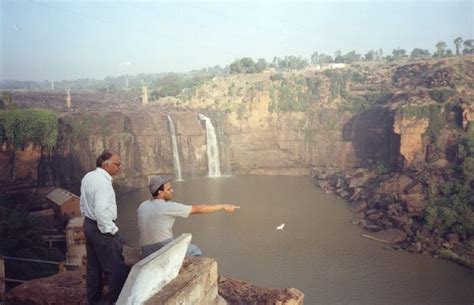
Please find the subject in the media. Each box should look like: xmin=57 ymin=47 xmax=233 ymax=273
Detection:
xmin=117 ymin=233 xmax=191 ymax=305
xmin=145 ymin=257 xmax=224 ymax=305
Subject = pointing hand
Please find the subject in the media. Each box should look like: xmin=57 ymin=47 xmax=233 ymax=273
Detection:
xmin=223 ymin=204 xmax=240 ymax=212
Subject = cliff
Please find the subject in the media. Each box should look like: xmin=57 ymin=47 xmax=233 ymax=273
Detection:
xmin=1 ymin=56 xmax=473 ymax=267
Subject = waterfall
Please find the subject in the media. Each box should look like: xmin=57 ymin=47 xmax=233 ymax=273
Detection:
xmin=198 ymin=113 xmax=221 ymax=177
xmin=167 ymin=115 xmax=183 ymax=181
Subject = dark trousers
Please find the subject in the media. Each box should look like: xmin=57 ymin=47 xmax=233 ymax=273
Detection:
xmin=84 ymin=217 xmax=128 ymax=305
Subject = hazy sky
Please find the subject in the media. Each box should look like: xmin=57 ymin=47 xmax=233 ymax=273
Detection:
xmin=1 ymin=0 xmax=472 ymax=81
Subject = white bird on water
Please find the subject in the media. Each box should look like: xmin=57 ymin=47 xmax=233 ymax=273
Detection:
xmin=276 ymin=223 xmax=285 ymax=230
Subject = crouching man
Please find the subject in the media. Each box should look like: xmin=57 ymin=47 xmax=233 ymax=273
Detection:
xmin=137 ymin=175 xmax=240 ymax=257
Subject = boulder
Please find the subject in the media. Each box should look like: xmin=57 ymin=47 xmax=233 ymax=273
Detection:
xmin=367 ymin=213 xmax=383 ymax=221
xmin=390 ymin=215 xmax=408 ymax=226
xmin=401 ymin=194 xmax=425 ymax=214
xmin=349 ymin=187 xmax=363 ymax=201
xmin=446 ymin=233 xmax=460 ymax=245
xmin=376 ymin=175 xmax=413 ymax=194
xmin=362 ymin=229 xmax=407 ymax=244
xmin=387 ymin=203 xmax=404 ymax=216
xmin=404 ymin=182 xmax=424 ymax=194
xmin=348 ymin=172 xmax=372 ymax=188
xmin=351 ymin=201 xmax=367 ymax=213
xmin=218 ymin=277 xmax=304 ymax=305
xmin=4 ymin=268 xmax=87 ymax=305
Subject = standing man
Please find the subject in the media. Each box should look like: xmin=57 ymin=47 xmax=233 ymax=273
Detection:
xmin=138 ymin=175 xmax=240 ymax=257
xmin=80 ymin=150 xmax=128 ymax=305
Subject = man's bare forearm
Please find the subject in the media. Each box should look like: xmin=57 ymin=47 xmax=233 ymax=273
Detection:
xmin=191 ymin=204 xmax=240 ymax=214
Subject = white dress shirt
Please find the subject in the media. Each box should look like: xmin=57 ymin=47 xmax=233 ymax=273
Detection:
xmin=80 ymin=167 xmax=118 ymax=234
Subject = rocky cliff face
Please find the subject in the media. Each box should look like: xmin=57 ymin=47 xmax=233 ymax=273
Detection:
xmin=1 ymin=56 xmax=472 ymax=197
xmin=0 ymin=108 xmax=367 ymax=194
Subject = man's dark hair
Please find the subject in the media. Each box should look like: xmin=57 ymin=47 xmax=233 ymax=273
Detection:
xmin=152 ymin=184 xmax=165 ymax=197
xmin=96 ymin=150 xmax=115 ymax=167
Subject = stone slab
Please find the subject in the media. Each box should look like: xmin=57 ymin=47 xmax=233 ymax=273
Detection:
xmin=145 ymin=257 xmax=224 ymax=305
xmin=117 ymin=233 xmax=191 ymax=305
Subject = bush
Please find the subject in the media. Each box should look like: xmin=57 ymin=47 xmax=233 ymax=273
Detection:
xmin=429 ymin=89 xmax=456 ymax=103
xmin=457 ymin=128 xmax=474 ymax=181
xmin=270 ymin=76 xmax=321 ymax=112
xmin=269 ymin=73 xmax=284 ymax=81
xmin=424 ymin=181 xmax=473 ymax=235
xmin=351 ymin=71 xmax=368 ymax=83
xmin=324 ymin=70 xmax=350 ymax=101
xmin=0 ymin=108 xmax=58 ymax=148
xmin=399 ymin=105 xmax=445 ymax=142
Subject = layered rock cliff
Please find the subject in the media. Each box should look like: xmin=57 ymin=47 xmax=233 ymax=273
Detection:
xmin=1 ymin=56 xmax=473 ymax=196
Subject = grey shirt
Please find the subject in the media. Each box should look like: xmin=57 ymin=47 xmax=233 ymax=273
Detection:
xmin=137 ymin=199 xmax=192 ymax=247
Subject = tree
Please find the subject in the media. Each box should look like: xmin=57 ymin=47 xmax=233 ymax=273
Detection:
xmin=411 ymin=48 xmax=431 ymax=59
xmin=272 ymin=57 xmax=280 ymax=68
xmin=364 ymin=50 xmax=376 ymax=61
xmin=0 ymin=108 xmax=58 ymax=148
xmin=255 ymin=58 xmax=268 ymax=72
xmin=154 ymin=74 xmax=185 ymax=97
xmin=334 ymin=50 xmax=343 ymax=63
xmin=317 ymin=54 xmax=333 ymax=65
xmin=342 ymin=50 xmax=361 ymax=63
xmin=310 ymin=51 xmax=319 ymax=64
xmin=229 ymin=57 xmax=257 ymax=74
xmin=276 ymin=56 xmax=308 ymax=70
xmin=463 ymin=39 xmax=474 ymax=54
xmin=454 ymin=37 xmax=463 ymax=55
xmin=377 ymin=48 xmax=384 ymax=60
xmin=392 ymin=48 xmax=407 ymax=59
xmin=435 ymin=41 xmax=447 ymax=57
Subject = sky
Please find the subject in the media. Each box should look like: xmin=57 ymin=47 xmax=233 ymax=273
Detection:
xmin=0 ymin=0 xmax=473 ymax=81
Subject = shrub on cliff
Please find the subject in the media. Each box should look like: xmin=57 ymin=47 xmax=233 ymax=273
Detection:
xmin=269 ymin=76 xmax=321 ymax=112
xmin=429 ymin=89 xmax=456 ymax=103
xmin=424 ymin=129 xmax=474 ymax=236
xmin=324 ymin=70 xmax=350 ymax=101
xmin=0 ymin=108 xmax=58 ymax=148
xmin=457 ymin=128 xmax=474 ymax=181
xmin=424 ymin=181 xmax=473 ymax=236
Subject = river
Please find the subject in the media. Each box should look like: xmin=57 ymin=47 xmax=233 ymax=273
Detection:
xmin=117 ymin=175 xmax=473 ymax=305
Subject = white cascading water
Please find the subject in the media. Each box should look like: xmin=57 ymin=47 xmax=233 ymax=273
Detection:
xmin=198 ymin=113 xmax=221 ymax=177
xmin=167 ymin=115 xmax=183 ymax=181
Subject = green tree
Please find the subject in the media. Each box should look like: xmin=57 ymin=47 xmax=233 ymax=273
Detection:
xmin=154 ymin=74 xmax=185 ymax=97
xmin=454 ymin=37 xmax=463 ymax=55
xmin=364 ymin=50 xmax=376 ymax=61
xmin=255 ymin=58 xmax=268 ymax=72
xmin=435 ymin=41 xmax=447 ymax=57
xmin=463 ymin=39 xmax=474 ymax=54
xmin=317 ymin=54 xmax=333 ymax=65
xmin=392 ymin=48 xmax=407 ymax=59
xmin=310 ymin=51 xmax=319 ymax=64
xmin=0 ymin=108 xmax=58 ymax=148
xmin=410 ymin=48 xmax=431 ymax=59
xmin=229 ymin=57 xmax=257 ymax=74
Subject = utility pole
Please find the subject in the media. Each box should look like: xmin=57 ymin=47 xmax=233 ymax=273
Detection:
xmin=66 ymin=89 xmax=71 ymax=110
xmin=142 ymin=86 xmax=148 ymax=106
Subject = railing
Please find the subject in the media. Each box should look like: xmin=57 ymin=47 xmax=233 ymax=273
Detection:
xmin=0 ymin=255 xmax=78 ymax=303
